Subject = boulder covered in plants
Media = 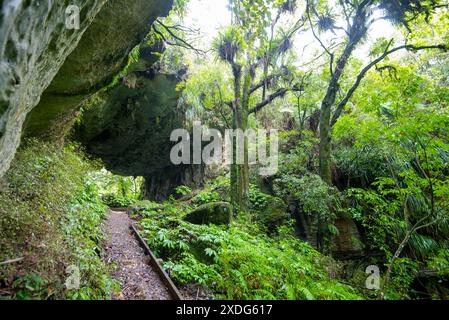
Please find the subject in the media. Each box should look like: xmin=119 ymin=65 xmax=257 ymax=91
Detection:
xmin=258 ymin=196 xmax=289 ymax=231
xmin=249 ymin=187 xmax=288 ymax=232
xmin=184 ymin=202 xmax=233 ymax=226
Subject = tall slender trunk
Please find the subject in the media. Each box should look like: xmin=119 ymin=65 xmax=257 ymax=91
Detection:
xmin=230 ymin=64 xmax=243 ymax=208
xmin=318 ymin=9 xmax=367 ymax=185
xmin=235 ymin=105 xmax=244 ymax=208
xmin=230 ymin=110 xmax=239 ymax=207
xmin=319 ymin=97 xmax=333 ymax=185
xmin=316 ymin=10 xmax=368 ymax=253
xmin=239 ymin=67 xmax=253 ymax=211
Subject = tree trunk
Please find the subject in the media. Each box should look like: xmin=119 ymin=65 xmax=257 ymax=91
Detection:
xmin=317 ymin=10 xmax=367 ymax=185
xmin=239 ymin=67 xmax=253 ymax=211
xmin=230 ymin=64 xmax=243 ymax=208
xmin=319 ymin=99 xmax=333 ymax=186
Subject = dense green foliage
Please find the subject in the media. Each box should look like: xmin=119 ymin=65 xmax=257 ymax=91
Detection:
xmin=2 ymin=0 xmax=449 ymax=301
xmin=131 ymin=180 xmax=361 ymax=300
xmin=93 ymin=173 xmax=143 ymax=208
xmin=0 ymin=141 xmax=118 ymax=299
xmin=164 ymin=0 xmax=449 ymax=299
xmin=334 ymin=64 xmax=449 ymax=298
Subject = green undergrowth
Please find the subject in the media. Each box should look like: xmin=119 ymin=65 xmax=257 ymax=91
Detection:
xmin=0 ymin=140 xmax=118 ymax=300
xmin=131 ymin=181 xmax=362 ymax=300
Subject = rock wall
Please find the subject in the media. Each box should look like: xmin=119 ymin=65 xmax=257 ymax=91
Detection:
xmin=76 ymin=68 xmax=205 ymax=200
xmin=75 ymin=72 xmax=182 ymax=176
xmin=74 ymin=51 xmax=203 ymax=201
xmin=292 ymin=202 xmax=362 ymax=255
xmin=0 ymin=0 xmax=172 ymax=176
xmin=332 ymin=213 xmax=363 ymax=255
xmin=143 ymin=165 xmax=205 ymax=201
xmin=0 ymin=0 xmax=104 ymax=176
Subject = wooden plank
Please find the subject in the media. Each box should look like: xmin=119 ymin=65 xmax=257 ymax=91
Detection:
xmin=130 ymin=224 xmax=183 ymax=300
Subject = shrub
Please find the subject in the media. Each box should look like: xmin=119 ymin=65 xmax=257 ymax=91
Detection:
xmin=101 ymin=193 xmax=134 ymax=208
xmin=192 ymin=191 xmax=221 ymax=205
xmin=175 ymin=185 xmax=193 ymax=196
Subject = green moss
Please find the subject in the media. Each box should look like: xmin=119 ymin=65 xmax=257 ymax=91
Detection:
xmin=184 ymin=202 xmax=233 ymax=225
xmin=23 ymin=94 xmax=85 ymax=139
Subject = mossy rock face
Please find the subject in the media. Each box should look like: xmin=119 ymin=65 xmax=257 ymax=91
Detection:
xmin=0 ymin=0 xmax=106 ymax=176
xmin=332 ymin=213 xmax=363 ymax=254
xmin=24 ymin=0 xmax=173 ymax=141
xmin=255 ymin=196 xmax=288 ymax=232
xmin=75 ymin=73 xmax=181 ymax=177
xmin=184 ymin=202 xmax=233 ymax=226
xmin=0 ymin=0 xmax=173 ymax=176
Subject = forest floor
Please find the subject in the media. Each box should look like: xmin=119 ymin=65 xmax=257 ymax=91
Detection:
xmin=102 ymin=210 xmax=172 ymax=300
